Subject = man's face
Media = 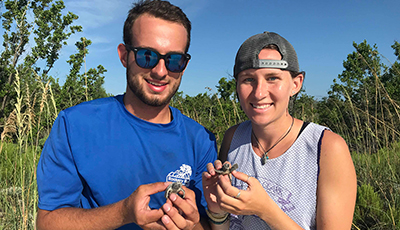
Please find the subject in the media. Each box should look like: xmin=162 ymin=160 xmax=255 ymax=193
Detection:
xmin=123 ymin=14 xmax=189 ymax=107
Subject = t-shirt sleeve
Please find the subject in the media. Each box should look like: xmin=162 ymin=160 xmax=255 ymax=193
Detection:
xmin=37 ymin=111 xmax=83 ymax=210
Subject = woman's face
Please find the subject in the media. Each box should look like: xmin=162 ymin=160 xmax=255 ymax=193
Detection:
xmin=236 ymin=49 xmax=302 ymax=126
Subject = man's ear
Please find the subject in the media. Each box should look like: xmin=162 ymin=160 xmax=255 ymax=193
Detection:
xmin=117 ymin=43 xmax=128 ymax=68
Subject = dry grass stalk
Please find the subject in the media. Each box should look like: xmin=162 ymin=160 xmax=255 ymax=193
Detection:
xmin=215 ymin=94 xmax=228 ymax=128
xmin=358 ymin=51 xmax=400 ymax=117
xmin=353 ymin=106 xmax=400 ymax=137
xmin=0 ymin=110 xmax=17 ymax=156
xmin=231 ymin=99 xmax=241 ymax=122
xmin=49 ymin=84 xmax=59 ymax=120
xmin=1 ymin=110 xmax=17 ymax=143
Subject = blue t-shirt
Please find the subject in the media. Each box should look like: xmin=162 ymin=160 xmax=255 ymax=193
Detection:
xmin=37 ymin=95 xmax=217 ymax=229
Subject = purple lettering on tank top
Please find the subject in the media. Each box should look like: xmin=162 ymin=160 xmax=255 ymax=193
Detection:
xmin=260 ymin=178 xmax=296 ymax=213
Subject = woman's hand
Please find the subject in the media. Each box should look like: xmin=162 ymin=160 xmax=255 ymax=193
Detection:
xmin=216 ymin=170 xmax=272 ymax=217
xmin=202 ymin=160 xmax=227 ymax=214
xmin=203 ymin=161 xmax=302 ymax=230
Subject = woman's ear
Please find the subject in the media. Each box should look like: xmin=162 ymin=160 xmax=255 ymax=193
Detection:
xmin=292 ymin=73 xmax=304 ymax=96
xmin=117 ymin=43 xmax=128 ymax=68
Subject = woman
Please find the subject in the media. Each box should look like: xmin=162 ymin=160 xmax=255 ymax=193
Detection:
xmin=202 ymin=32 xmax=357 ymax=230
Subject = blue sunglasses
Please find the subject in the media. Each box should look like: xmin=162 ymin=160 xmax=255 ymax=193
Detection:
xmin=125 ymin=45 xmax=191 ymax=73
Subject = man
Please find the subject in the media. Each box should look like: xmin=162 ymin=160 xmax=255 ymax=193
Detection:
xmin=36 ymin=1 xmax=217 ymax=229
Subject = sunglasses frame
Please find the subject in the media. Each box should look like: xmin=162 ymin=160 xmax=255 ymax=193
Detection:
xmin=125 ymin=45 xmax=191 ymax=73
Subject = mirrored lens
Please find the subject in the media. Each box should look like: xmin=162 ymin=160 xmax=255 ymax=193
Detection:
xmin=136 ymin=49 xmax=158 ymax=68
xmin=166 ymin=54 xmax=186 ymax=72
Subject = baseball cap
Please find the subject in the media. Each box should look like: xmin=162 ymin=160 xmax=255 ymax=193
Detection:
xmin=234 ymin=31 xmax=299 ymax=78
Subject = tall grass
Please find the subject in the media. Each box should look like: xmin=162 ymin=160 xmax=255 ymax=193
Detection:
xmin=352 ymin=142 xmax=400 ymax=229
xmin=0 ymin=69 xmax=56 ymax=229
xmin=308 ymin=51 xmax=400 ymax=229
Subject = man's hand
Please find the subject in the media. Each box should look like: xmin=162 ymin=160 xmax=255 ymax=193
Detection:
xmin=161 ymin=185 xmax=200 ymax=229
xmin=123 ymin=182 xmax=169 ymax=229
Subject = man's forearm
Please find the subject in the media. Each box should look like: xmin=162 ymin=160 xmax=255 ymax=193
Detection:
xmin=36 ymin=199 xmax=128 ymax=230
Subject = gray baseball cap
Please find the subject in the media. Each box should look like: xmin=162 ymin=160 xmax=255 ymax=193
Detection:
xmin=234 ymin=32 xmax=299 ymax=78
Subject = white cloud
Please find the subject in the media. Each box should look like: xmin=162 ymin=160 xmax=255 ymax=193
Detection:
xmin=171 ymin=0 xmax=210 ymax=19
xmin=64 ymin=0 xmax=129 ymax=29
xmin=88 ymin=35 xmax=111 ymax=45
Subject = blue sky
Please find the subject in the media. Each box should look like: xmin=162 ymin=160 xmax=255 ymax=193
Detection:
xmin=49 ymin=0 xmax=400 ymax=99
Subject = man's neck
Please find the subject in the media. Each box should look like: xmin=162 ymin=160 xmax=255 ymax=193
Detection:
xmin=123 ymin=93 xmax=171 ymax=124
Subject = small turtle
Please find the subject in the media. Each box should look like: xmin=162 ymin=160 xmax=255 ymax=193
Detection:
xmin=165 ymin=181 xmax=185 ymax=199
xmin=215 ymin=163 xmax=238 ymax=175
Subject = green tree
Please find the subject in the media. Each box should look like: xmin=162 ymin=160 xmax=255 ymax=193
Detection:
xmin=381 ymin=41 xmax=400 ymax=103
xmin=172 ymin=78 xmax=246 ymax=147
xmin=0 ymin=0 xmax=81 ymax=123
xmin=321 ymin=41 xmax=400 ymax=153
xmin=216 ymin=76 xmax=236 ymax=101
xmin=290 ymin=93 xmax=317 ymax=123
xmin=58 ymin=37 xmax=108 ymax=110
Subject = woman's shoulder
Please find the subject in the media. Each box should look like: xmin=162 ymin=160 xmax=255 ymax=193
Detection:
xmin=320 ymin=129 xmax=348 ymax=153
xmin=218 ymin=122 xmax=249 ymax=162
xmin=319 ymin=129 xmax=354 ymax=179
xmin=223 ymin=120 xmax=251 ymax=143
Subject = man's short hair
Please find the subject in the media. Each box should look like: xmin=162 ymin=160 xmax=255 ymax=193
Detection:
xmin=123 ymin=0 xmax=191 ymax=52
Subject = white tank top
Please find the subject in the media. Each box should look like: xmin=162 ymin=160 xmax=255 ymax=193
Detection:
xmin=227 ymin=120 xmax=328 ymax=230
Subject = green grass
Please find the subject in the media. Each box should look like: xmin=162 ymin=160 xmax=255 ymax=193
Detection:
xmin=0 ymin=142 xmax=39 ymax=230
xmin=352 ymin=142 xmax=400 ymax=229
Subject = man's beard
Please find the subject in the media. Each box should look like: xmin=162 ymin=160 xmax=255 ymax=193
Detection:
xmin=126 ymin=67 xmax=181 ymax=107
